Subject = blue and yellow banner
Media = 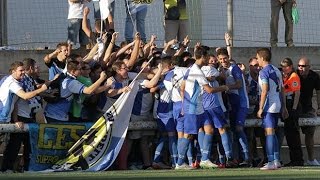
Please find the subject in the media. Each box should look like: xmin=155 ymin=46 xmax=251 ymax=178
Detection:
xmin=28 ymin=123 xmax=93 ymax=171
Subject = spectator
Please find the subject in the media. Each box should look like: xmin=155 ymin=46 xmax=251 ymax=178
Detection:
xmin=125 ymin=0 xmax=150 ymax=43
xmin=67 ymin=0 xmax=91 ymax=54
xmin=44 ymin=60 xmax=107 ymax=123
xmin=270 ymin=0 xmax=296 ymax=47
xmin=1 ymin=59 xmax=44 ymax=173
xmin=44 ymin=42 xmax=69 ymax=80
xmin=127 ymin=60 xmax=163 ymax=170
xmin=297 ymin=57 xmax=320 ymax=166
xmin=92 ymin=0 xmax=115 ymax=32
xmin=245 ymin=57 xmax=265 ymax=167
xmin=164 ymin=0 xmax=188 ymax=43
xmin=280 ymin=58 xmax=304 ymax=166
xmin=0 ymin=61 xmax=47 ymax=124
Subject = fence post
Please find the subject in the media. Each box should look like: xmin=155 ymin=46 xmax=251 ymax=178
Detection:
xmin=227 ymin=0 xmax=233 ymax=46
xmin=0 ymin=0 xmax=8 ymax=46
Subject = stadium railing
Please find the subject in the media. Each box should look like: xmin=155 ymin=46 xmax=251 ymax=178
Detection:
xmin=0 ymin=117 xmax=320 ymax=133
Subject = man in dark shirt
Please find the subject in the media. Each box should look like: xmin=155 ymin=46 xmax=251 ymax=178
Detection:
xmin=297 ymin=57 xmax=320 ymax=166
xmin=43 ymin=42 xmax=69 ymax=80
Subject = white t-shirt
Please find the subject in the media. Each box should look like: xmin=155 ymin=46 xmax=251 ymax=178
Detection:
xmin=171 ymin=66 xmax=187 ymax=103
xmin=0 ymin=75 xmax=23 ymax=122
xmin=183 ymin=64 xmax=209 ymax=115
xmin=68 ymin=1 xmax=87 ymax=19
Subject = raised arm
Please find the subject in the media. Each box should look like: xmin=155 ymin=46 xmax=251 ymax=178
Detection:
xmin=83 ymin=71 xmax=107 ymax=94
xmin=44 ymin=48 xmax=60 ymax=64
xmin=143 ymin=63 xmax=163 ymax=88
xmin=82 ymin=7 xmax=92 ymax=38
xmin=126 ymin=32 xmax=141 ymax=70
xmin=162 ymin=39 xmax=178 ymax=56
xmin=225 ymin=32 xmax=232 ymax=60
xmin=144 ymin=34 xmax=157 ymax=58
xmin=16 ymin=84 xmax=48 ymax=100
xmin=103 ymin=32 xmax=119 ymax=65
xmin=174 ymin=35 xmax=190 ymax=57
xmin=116 ymin=41 xmax=135 ymax=58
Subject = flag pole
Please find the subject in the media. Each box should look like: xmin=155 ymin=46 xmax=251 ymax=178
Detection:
xmin=125 ymin=0 xmax=138 ymax=34
xmin=129 ymin=56 xmax=154 ymax=86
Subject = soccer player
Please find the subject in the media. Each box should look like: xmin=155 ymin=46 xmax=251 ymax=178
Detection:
xmin=177 ymin=46 xmax=228 ymax=169
xmin=153 ymin=57 xmax=179 ymax=169
xmin=256 ymin=48 xmax=288 ymax=170
xmin=201 ymin=65 xmax=236 ymax=168
xmin=217 ymin=48 xmax=250 ymax=166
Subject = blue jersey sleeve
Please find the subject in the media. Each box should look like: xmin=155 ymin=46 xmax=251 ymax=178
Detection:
xmin=259 ymin=69 xmax=269 ymax=84
xmin=231 ymin=65 xmax=243 ymax=81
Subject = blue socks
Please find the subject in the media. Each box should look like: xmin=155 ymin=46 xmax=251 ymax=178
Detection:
xmin=266 ymin=134 xmax=274 ymax=162
xmin=221 ymin=132 xmax=232 ymax=159
xmin=237 ymin=129 xmax=249 ymax=161
xmin=177 ymin=138 xmax=190 ymax=165
xmin=198 ymin=131 xmax=205 ymax=153
xmin=168 ymin=135 xmax=178 ymax=165
xmin=187 ymin=140 xmax=193 ymax=165
xmin=153 ymin=136 xmax=167 ymax=163
xmin=273 ymin=134 xmax=280 ymax=161
xmin=201 ymin=134 xmax=213 ymax=161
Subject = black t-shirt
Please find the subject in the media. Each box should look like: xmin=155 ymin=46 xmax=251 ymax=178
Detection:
xmin=298 ymin=70 xmax=320 ymax=113
xmin=45 ymin=58 xmax=66 ymax=70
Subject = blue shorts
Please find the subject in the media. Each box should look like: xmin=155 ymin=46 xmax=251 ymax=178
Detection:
xmin=157 ymin=117 xmax=176 ymax=132
xmin=173 ymin=101 xmax=182 ymax=120
xmin=230 ymin=106 xmax=248 ymax=127
xmin=176 ymin=115 xmax=184 ymax=133
xmin=262 ymin=112 xmax=279 ymax=128
xmin=184 ymin=113 xmax=210 ymax=134
xmin=205 ymin=107 xmax=227 ymax=128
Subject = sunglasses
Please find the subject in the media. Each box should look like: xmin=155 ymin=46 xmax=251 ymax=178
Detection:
xmin=298 ymin=64 xmax=308 ymax=67
xmin=81 ymin=67 xmax=91 ymax=70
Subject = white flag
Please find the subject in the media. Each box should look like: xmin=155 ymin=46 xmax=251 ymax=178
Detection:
xmin=99 ymin=0 xmax=115 ymax=19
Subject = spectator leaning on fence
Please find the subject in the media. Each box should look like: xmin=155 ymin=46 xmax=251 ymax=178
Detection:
xmin=297 ymin=57 xmax=320 ymax=166
xmin=270 ymin=0 xmax=296 ymax=47
xmin=44 ymin=60 xmax=107 ymax=123
xmin=1 ymin=58 xmax=44 ymax=173
xmin=0 ymin=61 xmax=48 ymax=124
